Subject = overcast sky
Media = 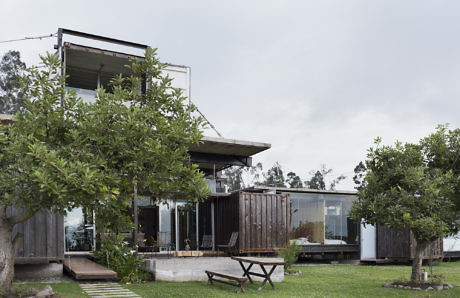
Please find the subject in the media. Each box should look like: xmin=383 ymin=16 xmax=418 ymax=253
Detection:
xmin=1 ymin=0 xmax=459 ymax=190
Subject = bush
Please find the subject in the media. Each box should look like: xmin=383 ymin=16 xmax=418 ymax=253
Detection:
xmin=93 ymin=233 xmax=151 ymax=283
xmin=276 ymin=241 xmax=302 ymax=271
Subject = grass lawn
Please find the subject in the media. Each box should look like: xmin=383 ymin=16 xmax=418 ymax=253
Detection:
xmin=14 ymin=262 xmax=460 ymax=297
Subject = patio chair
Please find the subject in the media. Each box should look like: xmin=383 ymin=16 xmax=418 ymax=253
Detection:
xmin=217 ymin=232 xmax=238 ymax=256
xmin=157 ymin=231 xmax=172 ymax=257
xmin=200 ymin=234 xmax=213 ymax=250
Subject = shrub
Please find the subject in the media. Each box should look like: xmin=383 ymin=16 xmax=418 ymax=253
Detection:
xmin=93 ymin=233 xmax=151 ymax=283
xmin=276 ymin=241 xmax=302 ymax=271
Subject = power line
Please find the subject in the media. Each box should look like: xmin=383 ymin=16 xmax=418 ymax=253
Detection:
xmin=0 ymin=33 xmax=56 ymax=44
xmin=190 ymin=100 xmax=223 ymax=138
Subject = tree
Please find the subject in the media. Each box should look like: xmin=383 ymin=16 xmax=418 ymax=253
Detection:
xmin=224 ymin=162 xmax=263 ymax=191
xmin=223 ymin=166 xmax=244 ymax=191
xmin=286 ymin=171 xmax=303 ymax=188
xmin=0 ymin=50 xmax=26 ymax=114
xmin=352 ymin=161 xmax=367 ymax=190
xmin=304 ymin=164 xmax=346 ymax=190
xmin=350 ymin=126 xmax=460 ymax=282
xmin=257 ymin=161 xmax=286 ymax=187
xmin=0 ymin=49 xmax=209 ymax=293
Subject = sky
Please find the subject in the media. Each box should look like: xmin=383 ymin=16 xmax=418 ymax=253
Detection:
xmin=1 ymin=0 xmax=459 ymax=190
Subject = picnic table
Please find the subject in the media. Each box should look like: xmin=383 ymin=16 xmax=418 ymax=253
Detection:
xmin=231 ymin=256 xmax=285 ymax=290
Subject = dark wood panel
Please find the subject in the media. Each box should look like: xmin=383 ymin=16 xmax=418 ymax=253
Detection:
xmin=6 ymin=207 xmax=64 ymax=263
xmin=377 ymin=225 xmax=443 ymax=260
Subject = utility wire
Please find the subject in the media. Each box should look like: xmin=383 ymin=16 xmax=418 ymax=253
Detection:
xmin=190 ymin=100 xmax=223 ymax=138
xmin=0 ymin=33 xmax=56 ymax=44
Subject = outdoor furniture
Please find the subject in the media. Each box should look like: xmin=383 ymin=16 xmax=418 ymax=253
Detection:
xmin=205 ymin=270 xmax=248 ymax=294
xmin=217 ymin=232 xmax=238 ymax=255
xmin=231 ymin=256 xmax=284 ymax=290
xmin=156 ymin=231 xmax=171 ymax=257
xmin=200 ymin=234 xmax=213 ymax=250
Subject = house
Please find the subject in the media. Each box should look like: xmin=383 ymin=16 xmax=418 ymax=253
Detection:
xmin=243 ymin=187 xmax=360 ymax=258
xmin=11 ymin=28 xmax=277 ymax=279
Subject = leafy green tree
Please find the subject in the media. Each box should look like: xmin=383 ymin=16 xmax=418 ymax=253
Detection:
xmin=223 ymin=166 xmax=244 ymax=191
xmin=305 ymin=164 xmax=346 ymax=190
xmin=224 ymin=162 xmax=263 ymax=191
xmin=0 ymin=50 xmax=26 ymax=114
xmin=257 ymin=161 xmax=286 ymax=187
xmin=286 ymin=171 xmax=303 ymax=188
xmin=0 ymin=49 xmax=208 ymax=293
xmin=352 ymin=161 xmax=367 ymax=190
xmin=350 ymin=126 xmax=460 ymax=282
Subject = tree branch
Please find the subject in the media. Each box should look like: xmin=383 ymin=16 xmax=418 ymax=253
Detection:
xmin=12 ymin=232 xmax=24 ymax=253
xmin=0 ymin=205 xmax=6 ymax=219
xmin=7 ymin=213 xmax=33 ymax=225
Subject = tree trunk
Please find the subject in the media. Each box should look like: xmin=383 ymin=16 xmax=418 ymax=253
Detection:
xmin=411 ymin=240 xmax=429 ymax=282
xmin=0 ymin=214 xmax=23 ymax=295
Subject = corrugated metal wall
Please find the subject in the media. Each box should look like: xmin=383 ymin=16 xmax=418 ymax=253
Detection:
xmin=377 ymin=225 xmax=443 ymax=260
xmin=238 ymin=192 xmax=290 ymax=252
xmin=7 ymin=207 xmax=64 ymax=264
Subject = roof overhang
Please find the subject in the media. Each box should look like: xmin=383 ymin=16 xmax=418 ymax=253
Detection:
xmin=189 ymin=136 xmax=271 ymax=173
xmin=242 ymin=186 xmax=357 ymax=195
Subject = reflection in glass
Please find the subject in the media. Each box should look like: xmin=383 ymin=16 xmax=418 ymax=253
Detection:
xmin=289 ymin=193 xmax=358 ymax=245
xmin=64 ymin=207 xmax=94 ymax=251
xmin=177 ymin=201 xmax=197 ymax=250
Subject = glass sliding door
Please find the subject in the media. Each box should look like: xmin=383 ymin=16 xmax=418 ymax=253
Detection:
xmin=64 ymin=207 xmax=95 ymax=252
xmin=176 ymin=201 xmax=197 ymax=250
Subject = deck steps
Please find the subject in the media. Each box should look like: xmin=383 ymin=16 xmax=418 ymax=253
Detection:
xmin=63 ymin=256 xmax=117 ymax=280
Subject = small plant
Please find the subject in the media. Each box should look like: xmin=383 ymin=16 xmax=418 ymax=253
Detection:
xmin=276 ymin=241 xmax=302 ymax=272
xmin=93 ymin=232 xmax=152 ymax=283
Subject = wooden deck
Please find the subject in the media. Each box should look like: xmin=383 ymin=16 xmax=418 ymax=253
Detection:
xmin=63 ymin=257 xmax=117 ymax=280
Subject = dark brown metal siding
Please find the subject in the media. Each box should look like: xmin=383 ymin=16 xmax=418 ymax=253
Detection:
xmin=7 ymin=207 xmax=64 ymax=264
xmin=238 ymin=192 xmax=290 ymax=252
xmin=214 ymin=195 xmax=239 ymax=247
xmin=377 ymin=225 xmax=443 ymax=260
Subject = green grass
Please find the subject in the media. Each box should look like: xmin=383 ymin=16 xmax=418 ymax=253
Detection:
xmin=125 ymin=262 xmax=460 ymax=297
xmin=13 ymin=282 xmax=88 ymax=297
xmin=14 ymin=262 xmax=460 ymax=297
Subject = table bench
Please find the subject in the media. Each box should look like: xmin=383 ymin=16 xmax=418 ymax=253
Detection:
xmin=205 ymin=270 xmax=248 ymax=293
xmin=231 ymin=256 xmax=285 ymax=290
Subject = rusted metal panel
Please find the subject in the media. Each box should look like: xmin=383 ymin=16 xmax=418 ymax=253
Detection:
xmin=6 ymin=207 xmax=64 ymax=263
xmin=377 ymin=225 xmax=443 ymax=260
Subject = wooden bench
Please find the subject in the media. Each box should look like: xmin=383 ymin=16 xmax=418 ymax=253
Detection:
xmin=205 ymin=270 xmax=248 ymax=293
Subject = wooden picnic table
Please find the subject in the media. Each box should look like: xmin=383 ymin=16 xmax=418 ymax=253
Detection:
xmin=231 ymin=256 xmax=285 ymax=290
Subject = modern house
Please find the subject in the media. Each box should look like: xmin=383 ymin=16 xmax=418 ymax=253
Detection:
xmin=10 ymin=29 xmax=276 ymax=278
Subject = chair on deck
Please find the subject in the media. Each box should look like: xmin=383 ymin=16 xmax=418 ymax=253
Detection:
xmin=217 ymin=232 xmax=238 ymax=256
xmin=157 ymin=231 xmax=172 ymax=257
xmin=200 ymin=235 xmax=213 ymax=250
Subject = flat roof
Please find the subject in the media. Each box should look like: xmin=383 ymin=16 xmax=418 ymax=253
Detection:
xmin=242 ymin=186 xmax=357 ymax=195
xmin=191 ymin=136 xmax=271 ymax=157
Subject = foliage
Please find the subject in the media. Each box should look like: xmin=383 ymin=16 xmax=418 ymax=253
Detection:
xmin=223 ymin=162 xmax=263 ymax=191
xmin=286 ymin=171 xmax=303 ymax=188
xmin=276 ymin=241 xmax=302 ymax=271
xmin=0 ymin=49 xmax=209 ymax=292
xmin=350 ymin=125 xmax=460 ymax=281
xmin=256 ymin=161 xmax=286 ymax=187
xmin=352 ymin=161 xmax=367 ymax=190
xmin=94 ymin=233 xmax=151 ymax=283
xmin=304 ymin=164 xmax=346 ymax=190
xmin=0 ymin=50 xmax=26 ymax=114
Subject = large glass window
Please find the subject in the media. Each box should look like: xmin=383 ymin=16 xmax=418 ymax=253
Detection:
xmin=176 ymin=201 xmax=197 ymax=250
xmin=289 ymin=192 xmax=358 ymax=245
xmin=64 ymin=207 xmax=95 ymax=252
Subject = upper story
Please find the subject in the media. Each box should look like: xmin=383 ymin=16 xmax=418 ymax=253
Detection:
xmin=55 ymin=28 xmax=270 ymax=193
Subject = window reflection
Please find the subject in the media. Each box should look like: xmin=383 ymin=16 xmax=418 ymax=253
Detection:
xmin=289 ymin=193 xmax=358 ymax=245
